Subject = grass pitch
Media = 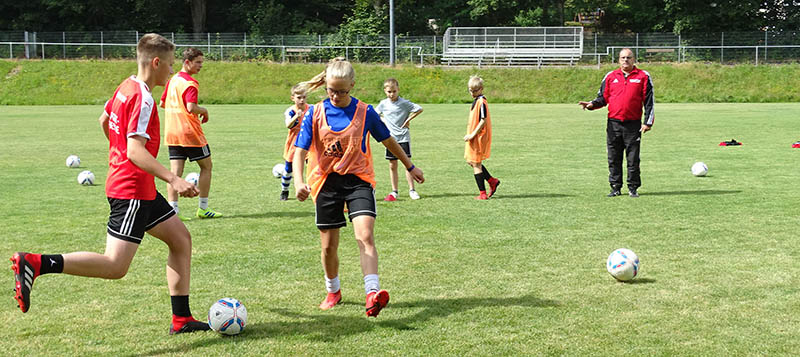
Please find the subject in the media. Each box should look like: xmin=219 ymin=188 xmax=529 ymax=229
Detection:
xmin=2 ymin=103 xmax=800 ymax=355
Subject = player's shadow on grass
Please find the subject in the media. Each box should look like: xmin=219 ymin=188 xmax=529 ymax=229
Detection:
xmin=623 ymin=277 xmax=656 ymax=284
xmin=644 ymin=189 xmax=741 ymax=196
xmin=233 ymin=211 xmax=315 ymax=219
xmin=131 ymin=293 xmax=558 ymax=356
xmin=423 ymin=192 xmax=571 ymax=199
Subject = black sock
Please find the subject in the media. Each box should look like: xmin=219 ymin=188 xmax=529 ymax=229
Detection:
xmin=474 ymin=173 xmax=486 ymax=191
xmin=40 ymin=254 xmax=64 ymax=275
xmin=481 ymin=165 xmax=493 ymax=181
xmin=171 ymin=295 xmax=192 ymax=317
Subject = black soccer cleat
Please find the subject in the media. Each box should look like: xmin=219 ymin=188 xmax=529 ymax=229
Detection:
xmin=169 ymin=319 xmax=211 ymax=335
xmin=280 ymin=191 xmax=289 ymax=201
xmin=10 ymin=252 xmax=39 ymax=313
xmin=629 ymin=189 xmax=639 ymax=198
xmin=607 ymin=189 xmax=621 ymax=197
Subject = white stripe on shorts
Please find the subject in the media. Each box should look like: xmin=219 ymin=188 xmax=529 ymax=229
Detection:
xmin=120 ymin=199 xmax=140 ymax=236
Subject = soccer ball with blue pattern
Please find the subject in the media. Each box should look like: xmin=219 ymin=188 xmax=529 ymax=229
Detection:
xmin=606 ymin=248 xmax=640 ymax=282
xmin=77 ymin=170 xmax=95 ymax=186
xmin=66 ymin=155 xmax=81 ymax=168
xmin=185 ymin=172 xmax=200 ymax=186
xmin=208 ymin=298 xmax=247 ymax=335
xmin=272 ymin=163 xmax=285 ymax=178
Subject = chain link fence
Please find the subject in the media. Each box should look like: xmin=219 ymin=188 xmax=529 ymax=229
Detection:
xmin=2 ymin=30 xmax=800 ymax=65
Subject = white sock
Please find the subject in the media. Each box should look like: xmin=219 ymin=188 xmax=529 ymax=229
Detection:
xmin=169 ymin=201 xmax=179 ymax=214
xmin=281 ymin=172 xmax=293 ymax=192
xmin=364 ymin=274 xmax=380 ymax=294
xmin=199 ymin=197 xmax=209 ymax=210
xmin=325 ymin=276 xmax=340 ymax=293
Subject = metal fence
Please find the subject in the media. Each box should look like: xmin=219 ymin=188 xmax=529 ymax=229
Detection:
xmin=2 ymin=30 xmax=800 ymax=65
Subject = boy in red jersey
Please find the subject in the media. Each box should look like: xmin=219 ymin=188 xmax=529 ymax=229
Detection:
xmin=10 ymin=34 xmax=210 ymax=335
xmin=160 ymin=47 xmax=222 ymax=218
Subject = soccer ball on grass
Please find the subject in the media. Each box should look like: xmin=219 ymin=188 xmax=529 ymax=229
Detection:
xmin=272 ymin=163 xmax=285 ymax=178
xmin=606 ymin=248 xmax=640 ymax=282
xmin=66 ymin=155 xmax=81 ymax=168
xmin=185 ymin=172 xmax=200 ymax=186
xmin=77 ymin=170 xmax=95 ymax=186
xmin=208 ymin=298 xmax=247 ymax=335
xmin=691 ymin=162 xmax=708 ymax=176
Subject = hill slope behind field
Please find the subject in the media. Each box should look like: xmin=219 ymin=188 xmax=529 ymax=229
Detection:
xmin=2 ymin=60 xmax=799 ymax=105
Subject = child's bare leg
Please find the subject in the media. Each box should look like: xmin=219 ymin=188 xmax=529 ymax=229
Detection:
xmin=388 ymin=159 xmax=400 ymax=193
xmin=352 ymin=216 xmax=377 ymax=276
xmin=62 ymin=235 xmax=138 ymax=279
xmin=319 ymin=228 xmax=340 ymax=279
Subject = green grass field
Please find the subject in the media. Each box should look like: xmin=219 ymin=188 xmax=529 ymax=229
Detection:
xmin=2 ymin=103 xmax=800 ymax=355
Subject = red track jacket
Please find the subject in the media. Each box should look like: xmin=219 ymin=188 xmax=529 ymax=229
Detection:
xmin=590 ymin=66 xmax=654 ymax=126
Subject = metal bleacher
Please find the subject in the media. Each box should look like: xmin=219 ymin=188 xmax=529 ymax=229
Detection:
xmin=441 ymin=27 xmax=583 ymax=67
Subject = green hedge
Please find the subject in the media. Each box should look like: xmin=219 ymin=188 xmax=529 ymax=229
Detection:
xmin=2 ymin=59 xmax=800 ymax=105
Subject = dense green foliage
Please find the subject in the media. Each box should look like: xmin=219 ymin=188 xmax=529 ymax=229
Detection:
xmin=2 ymin=59 xmax=800 ymax=105
xmin=3 ymin=103 xmax=800 ymax=354
xmin=2 ymin=0 xmax=799 ymax=35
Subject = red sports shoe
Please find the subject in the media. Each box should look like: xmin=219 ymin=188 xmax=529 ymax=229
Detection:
xmin=169 ymin=316 xmax=211 ymax=335
xmin=383 ymin=193 xmax=397 ymax=202
xmin=475 ymin=191 xmax=488 ymax=200
xmin=319 ymin=290 xmax=342 ymax=310
xmin=365 ymin=290 xmax=390 ymax=317
xmin=10 ymin=252 xmax=41 ymax=313
xmin=488 ymin=178 xmax=500 ymax=197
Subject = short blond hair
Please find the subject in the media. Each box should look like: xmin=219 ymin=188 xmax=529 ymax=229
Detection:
xmin=137 ymin=33 xmax=175 ymax=66
xmin=298 ymin=57 xmax=355 ymax=93
xmin=383 ymin=78 xmax=399 ymax=88
xmin=291 ymin=84 xmax=307 ymax=96
xmin=468 ymin=75 xmax=483 ymax=89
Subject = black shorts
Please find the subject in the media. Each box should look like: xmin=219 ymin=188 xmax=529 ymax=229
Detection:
xmin=169 ymin=144 xmax=211 ymax=162
xmin=385 ymin=142 xmax=411 ymax=160
xmin=315 ymin=173 xmax=376 ymax=229
xmin=107 ymin=192 xmax=176 ymax=244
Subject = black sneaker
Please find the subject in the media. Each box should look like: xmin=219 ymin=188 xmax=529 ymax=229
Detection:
xmin=280 ymin=191 xmax=289 ymax=201
xmin=607 ymin=189 xmax=621 ymax=197
xmin=629 ymin=189 xmax=639 ymax=198
xmin=169 ymin=319 xmax=211 ymax=335
xmin=10 ymin=252 xmax=39 ymax=313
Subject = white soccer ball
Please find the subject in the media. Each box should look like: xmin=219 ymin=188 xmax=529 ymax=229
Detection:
xmin=66 ymin=155 xmax=81 ymax=168
xmin=607 ymin=248 xmax=640 ymax=282
xmin=208 ymin=298 xmax=247 ymax=335
xmin=77 ymin=170 xmax=95 ymax=186
xmin=691 ymin=162 xmax=708 ymax=176
xmin=185 ymin=172 xmax=200 ymax=186
xmin=272 ymin=163 xmax=285 ymax=178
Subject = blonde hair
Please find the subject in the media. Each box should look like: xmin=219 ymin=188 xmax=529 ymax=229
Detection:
xmin=383 ymin=78 xmax=399 ymax=88
xmin=298 ymin=57 xmax=355 ymax=93
xmin=137 ymin=33 xmax=175 ymax=66
xmin=290 ymin=84 xmax=307 ymax=96
xmin=468 ymin=75 xmax=483 ymax=90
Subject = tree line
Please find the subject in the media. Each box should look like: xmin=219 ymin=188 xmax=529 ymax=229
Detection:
xmin=2 ymin=0 xmax=799 ymax=36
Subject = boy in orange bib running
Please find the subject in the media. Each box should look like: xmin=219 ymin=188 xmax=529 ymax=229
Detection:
xmin=465 ymin=76 xmax=500 ymax=200
xmin=293 ymin=58 xmax=424 ymax=317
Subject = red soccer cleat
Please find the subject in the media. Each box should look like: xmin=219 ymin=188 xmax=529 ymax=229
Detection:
xmin=475 ymin=191 xmax=488 ymax=200
xmin=383 ymin=193 xmax=397 ymax=202
xmin=365 ymin=290 xmax=390 ymax=317
xmin=10 ymin=252 xmax=41 ymax=313
xmin=488 ymin=178 xmax=501 ymax=197
xmin=319 ymin=290 xmax=342 ymax=310
xmin=169 ymin=316 xmax=211 ymax=335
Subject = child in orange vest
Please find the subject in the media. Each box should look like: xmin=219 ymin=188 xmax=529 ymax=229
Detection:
xmin=293 ymin=58 xmax=424 ymax=317
xmin=465 ymin=76 xmax=500 ymax=200
xmin=278 ymin=84 xmax=311 ymax=201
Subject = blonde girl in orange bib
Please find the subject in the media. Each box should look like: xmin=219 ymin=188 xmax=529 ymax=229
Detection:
xmin=293 ymin=58 xmax=424 ymax=317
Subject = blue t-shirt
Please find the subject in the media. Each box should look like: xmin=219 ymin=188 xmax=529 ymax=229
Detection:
xmin=294 ymin=98 xmax=390 ymax=153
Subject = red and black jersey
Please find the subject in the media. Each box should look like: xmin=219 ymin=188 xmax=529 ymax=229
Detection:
xmin=590 ymin=66 xmax=654 ymax=126
xmin=103 ymin=76 xmax=161 ymax=200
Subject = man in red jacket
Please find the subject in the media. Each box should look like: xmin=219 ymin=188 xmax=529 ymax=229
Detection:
xmin=579 ymin=48 xmax=654 ymax=198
